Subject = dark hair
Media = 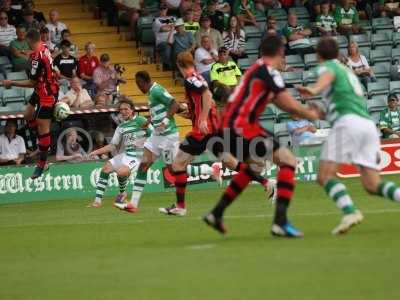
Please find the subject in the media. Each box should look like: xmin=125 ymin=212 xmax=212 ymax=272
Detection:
xmin=40 ymin=26 xmax=49 ymax=34
xmin=118 ymin=98 xmax=135 ymax=110
xmin=260 ymin=35 xmax=284 ymax=57
xmin=22 ymin=9 xmax=34 ymax=16
xmin=135 ymin=71 xmax=151 ymax=83
xmin=316 ymin=37 xmax=339 ymax=60
xmin=321 ymin=0 xmax=331 ymax=5
xmin=61 ymin=29 xmax=71 ymax=37
xmin=60 ymin=39 xmax=71 ymax=48
xmin=100 ymin=53 xmax=110 ymax=62
xmin=26 ymin=29 xmax=40 ymax=42
xmin=16 ymin=24 xmax=26 ymax=31
xmin=227 ymin=15 xmax=241 ymax=37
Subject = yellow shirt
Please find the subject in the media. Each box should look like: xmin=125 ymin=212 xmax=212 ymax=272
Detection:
xmin=210 ymin=61 xmax=242 ymax=86
xmin=184 ymin=21 xmax=200 ymax=34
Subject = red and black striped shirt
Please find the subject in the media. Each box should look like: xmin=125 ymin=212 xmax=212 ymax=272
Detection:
xmin=184 ymin=71 xmax=219 ymax=140
xmin=221 ymin=59 xmax=285 ymax=139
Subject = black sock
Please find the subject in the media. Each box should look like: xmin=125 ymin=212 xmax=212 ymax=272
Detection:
xmin=274 ymin=200 xmax=289 ymax=226
xmin=211 ymin=195 xmax=231 ymax=219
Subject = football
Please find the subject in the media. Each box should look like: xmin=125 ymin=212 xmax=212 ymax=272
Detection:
xmin=54 ymin=102 xmax=71 ymax=121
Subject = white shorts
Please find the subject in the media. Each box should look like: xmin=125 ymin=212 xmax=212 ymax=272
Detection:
xmin=109 ymin=153 xmax=141 ymax=172
xmin=143 ymin=132 xmax=180 ymax=164
xmin=321 ymin=115 xmax=381 ymax=170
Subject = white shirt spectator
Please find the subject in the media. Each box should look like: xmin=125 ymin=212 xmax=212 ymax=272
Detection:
xmin=0 ymin=133 xmax=26 ymax=161
xmin=152 ymin=16 xmax=176 ymax=45
xmin=195 ymin=47 xmax=217 ymax=74
xmin=347 ymin=54 xmax=370 ymax=72
xmin=62 ymin=88 xmax=93 ymax=108
xmin=0 ymin=24 xmax=17 ymax=47
xmin=46 ymin=21 xmax=67 ymax=45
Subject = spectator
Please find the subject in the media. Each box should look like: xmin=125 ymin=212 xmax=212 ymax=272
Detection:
xmin=334 ymin=0 xmax=362 ymax=35
xmin=0 ymin=10 xmax=16 ymax=57
xmin=23 ymin=0 xmax=46 ymax=25
xmin=287 ymin=115 xmax=317 ymax=146
xmin=54 ymin=29 xmax=78 ymax=57
xmin=234 ymin=0 xmax=257 ymax=27
xmin=1 ymin=0 xmax=22 ymax=26
xmin=79 ymin=42 xmax=100 ymax=97
xmin=205 ymin=0 xmax=225 ymax=32
xmin=375 ymin=0 xmax=400 ymax=17
xmin=56 ymin=128 xmax=87 ymax=162
xmin=223 ymin=15 xmax=246 ymax=61
xmin=93 ymin=53 xmax=126 ymax=104
xmin=9 ymin=25 xmax=32 ymax=71
xmin=164 ymin=0 xmax=182 ymax=11
xmin=91 ymin=131 xmax=111 ymax=159
xmin=54 ymin=40 xmax=78 ymax=84
xmin=61 ymin=76 xmax=94 ymax=109
xmin=20 ymin=9 xmax=40 ymax=32
xmin=195 ymin=15 xmax=223 ymax=49
xmin=347 ymin=41 xmax=375 ymax=88
xmin=0 ymin=120 xmax=26 ymax=166
xmin=261 ymin=16 xmax=286 ymax=44
xmin=379 ymin=94 xmax=400 ymax=139
xmin=282 ymin=13 xmax=314 ymax=56
xmin=152 ymin=3 xmax=176 ymax=70
xmin=214 ymin=0 xmax=231 ymax=14
xmin=316 ymin=1 xmax=338 ymax=36
xmin=168 ymin=18 xmax=195 ymax=64
xmin=40 ymin=26 xmax=55 ymax=53
xmin=183 ymin=9 xmax=200 ymax=34
xmin=194 ymin=35 xmax=218 ymax=83
xmin=46 ymin=9 xmax=67 ymax=45
xmin=115 ymin=0 xmax=143 ymax=40
xmin=210 ymin=46 xmax=241 ymax=108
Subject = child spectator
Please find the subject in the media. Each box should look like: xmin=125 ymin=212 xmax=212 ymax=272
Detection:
xmin=316 ymin=1 xmax=337 ymax=36
xmin=53 ymin=40 xmax=78 ymax=85
xmin=183 ymin=9 xmax=200 ymax=34
xmin=40 ymin=26 xmax=55 ymax=53
xmin=54 ymin=29 xmax=78 ymax=57
xmin=334 ymin=0 xmax=362 ymax=35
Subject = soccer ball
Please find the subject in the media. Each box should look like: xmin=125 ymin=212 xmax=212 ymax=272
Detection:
xmin=54 ymin=102 xmax=71 ymax=121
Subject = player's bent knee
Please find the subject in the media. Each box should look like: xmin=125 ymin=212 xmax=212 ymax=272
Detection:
xmin=317 ymin=173 xmax=328 ymax=186
xmin=117 ymin=167 xmax=131 ymax=177
xmin=102 ymin=162 xmax=113 ymax=173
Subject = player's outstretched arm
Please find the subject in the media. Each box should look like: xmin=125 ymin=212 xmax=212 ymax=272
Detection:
xmin=273 ymin=91 xmax=319 ymax=121
xmin=2 ymin=79 xmax=36 ymax=89
xmin=296 ymin=71 xmax=334 ymax=97
xmin=199 ymin=89 xmax=212 ymax=134
xmin=167 ymin=99 xmax=181 ymax=119
xmin=89 ymin=144 xmax=115 ymax=159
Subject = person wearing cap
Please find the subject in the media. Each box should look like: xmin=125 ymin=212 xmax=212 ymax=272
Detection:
xmin=210 ymin=46 xmax=241 ymax=108
xmin=152 ymin=3 xmax=176 ymax=70
xmin=194 ymin=35 xmax=218 ymax=83
xmin=379 ymin=94 xmax=400 ymax=139
xmin=168 ymin=18 xmax=195 ymax=64
xmin=0 ymin=120 xmax=26 ymax=166
xmin=194 ymin=14 xmax=223 ymax=49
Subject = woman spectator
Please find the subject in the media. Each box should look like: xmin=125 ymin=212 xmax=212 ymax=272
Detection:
xmin=56 ymin=128 xmax=87 ymax=162
xmin=222 ymin=15 xmax=246 ymax=61
xmin=61 ymin=76 xmax=94 ymax=109
xmin=347 ymin=41 xmax=376 ymax=88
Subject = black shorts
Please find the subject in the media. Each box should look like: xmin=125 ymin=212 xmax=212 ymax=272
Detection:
xmin=28 ymin=93 xmax=56 ymax=120
xmin=179 ymin=134 xmax=214 ymax=156
xmin=210 ymin=129 xmax=280 ymax=162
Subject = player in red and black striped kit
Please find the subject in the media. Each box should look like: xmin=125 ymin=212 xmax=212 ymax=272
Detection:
xmin=158 ymin=51 xmax=220 ymax=216
xmin=203 ymin=35 xmax=320 ymax=237
xmin=3 ymin=30 xmax=59 ymax=179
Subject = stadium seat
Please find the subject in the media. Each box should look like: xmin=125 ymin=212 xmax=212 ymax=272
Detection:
xmin=359 ymin=19 xmax=372 ymax=32
xmin=370 ymin=47 xmax=392 ymax=64
xmin=261 ymin=105 xmax=276 ymax=121
xmin=282 ymin=71 xmax=303 ymax=85
xmin=298 ymin=19 xmax=310 ymax=28
xmin=244 ymin=39 xmax=260 ymax=56
xmin=2 ymin=88 xmax=25 ymax=105
xmin=303 ymin=70 xmax=317 ymax=84
xmin=267 ymin=8 xmax=287 ymax=21
xmin=316 ymin=120 xmax=331 ymax=129
xmin=367 ymin=96 xmax=388 ymax=123
xmin=367 ymin=79 xmax=389 ymax=97
xmin=276 ymin=20 xmax=287 ymax=30
xmin=304 ymin=53 xmax=318 ymax=69
xmin=244 ymin=26 xmax=262 ymax=39
xmin=274 ymin=123 xmax=291 ymax=147
xmin=390 ymin=81 xmax=400 ymax=94
xmin=6 ymin=71 xmax=28 ymax=81
xmin=335 ymin=35 xmax=348 ymax=49
xmin=238 ymin=56 xmax=256 ymax=71
xmin=276 ymin=107 xmax=291 ymax=123
xmin=24 ymin=88 xmax=34 ymax=101
xmin=393 ymin=32 xmax=400 ymax=47
xmin=309 ymin=37 xmax=320 ymax=48
xmin=371 ymin=31 xmax=393 ymax=48
xmin=372 ymin=62 xmax=391 ymax=79
xmin=287 ymin=88 xmax=300 ymax=99
xmin=359 ymin=47 xmax=371 ymax=60
xmin=0 ymin=102 xmax=24 ymax=112
xmin=285 ymin=54 xmax=304 ymax=69
xmin=372 ymin=17 xmax=394 ymax=31
xmin=0 ymin=56 xmax=12 ymax=70
xmin=288 ymin=6 xmax=309 ymax=19
xmin=350 ymin=34 xmax=371 ymax=48
xmin=392 ymin=47 xmax=400 ymax=63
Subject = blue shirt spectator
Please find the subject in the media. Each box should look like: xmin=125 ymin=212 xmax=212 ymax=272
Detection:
xmin=287 ymin=117 xmax=317 ymax=145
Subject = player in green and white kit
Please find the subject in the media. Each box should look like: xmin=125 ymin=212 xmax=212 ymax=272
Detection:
xmin=297 ymin=37 xmax=400 ymax=235
xmin=87 ymin=99 xmax=149 ymax=211
xmin=115 ymin=71 xmax=221 ymax=214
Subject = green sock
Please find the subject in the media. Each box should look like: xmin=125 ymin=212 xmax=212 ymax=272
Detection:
xmin=130 ymin=170 xmax=147 ymax=207
xmin=378 ymin=181 xmax=400 ymax=202
xmin=95 ymin=171 xmax=110 ymax=202
xmin=118 ymin=176 xmax=128 ymax=194
xmin=324 ymin=178 xmax=356 ymax=214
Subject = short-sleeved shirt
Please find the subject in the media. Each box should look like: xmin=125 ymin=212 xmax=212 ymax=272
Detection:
xmin=334 ymin=6 xmax=359 ymax=26
xmin=0 ymin=134 xmax=26 ymax=161
xmin=194 ymin=47 xmax=218 ymax=74
xmin=110 ymin=115 xmax=149 ymax=157
xmin=46 ymin=22 xmax=68 ymax=44
xmin=287 ymin=119 xmax=316 ymax=145
xmin=152 ymin=16 xmax=176 ymax=45
xmin=282 ymin=24 xmax=311 ymax=49
xmin=53 ymin=54 xmax=78 ymax=78
xmin=9 ymin=38 xmax=30 ymax=66
xmin=221 ymin=59 xmax=286 ymax=139
xmin=148 ymin=82 xmax=178 ymax=136
xmin=184 ymin=71 xmax=219 ymax=140
xmin=62 ymin=88 xmax=93 ymax=108
xmin=0 ymin=24 xmax=17 ymax=47
xmin=379 ymin=108 xmax=400 ymax=137
xmin=315 ymin=59 xmax=370 ymax=124
xmin=210 ymin=60 xmax=242 ymax=86
xmin=316 ymin=13 xmax=337 ymax=31
xmin=79 ymin=54 xmax=100 ymax=77
xmin=173 ymin=31 xmax=193 ymax=55
xmin=347 ymin=55 xmax=369 ymax=73
xmin=184 ymin=21 xmax=200 ymax=34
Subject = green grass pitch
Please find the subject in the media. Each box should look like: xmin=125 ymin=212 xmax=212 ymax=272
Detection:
xmin=1 ymin=177 xmax=400 ymax=300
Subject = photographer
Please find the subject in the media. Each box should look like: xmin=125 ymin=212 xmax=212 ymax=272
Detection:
xmin=92 ymin=53 xmax=126 ymax=106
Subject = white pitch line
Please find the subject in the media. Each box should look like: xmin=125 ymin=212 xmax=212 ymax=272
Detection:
xmin=1 ymin=208 xmax=400 ymax=229
xmin=186 ymin=244 xmax=215 ymax=250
